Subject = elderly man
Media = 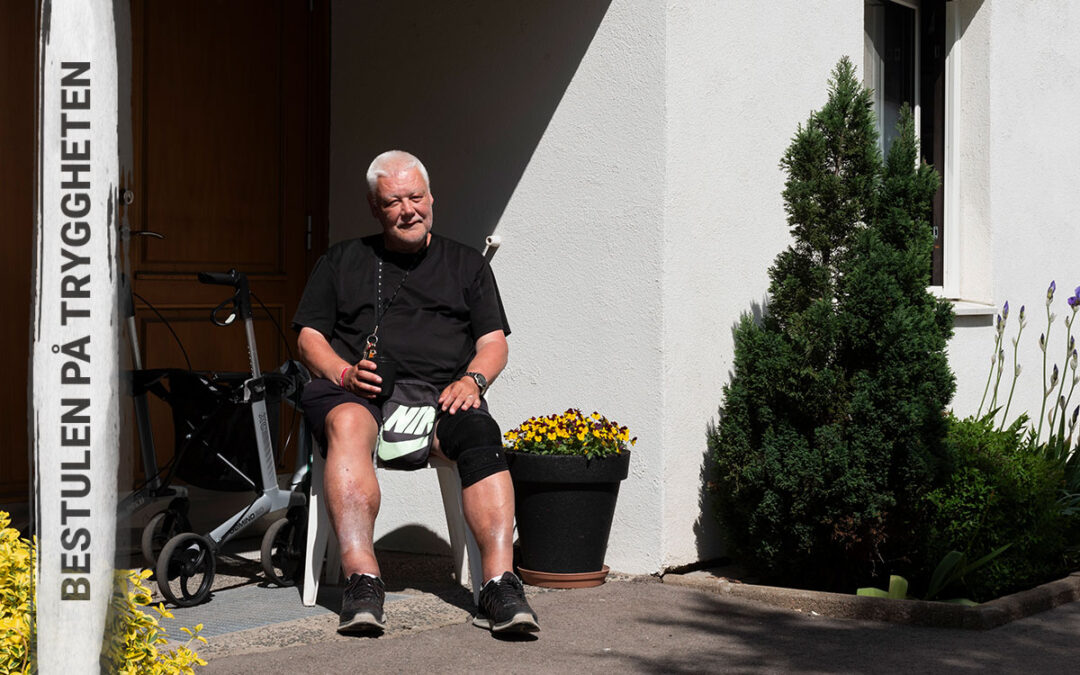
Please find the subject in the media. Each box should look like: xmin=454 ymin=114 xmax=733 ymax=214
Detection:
xmin=292 ymin=150 xmax=538 ymax=636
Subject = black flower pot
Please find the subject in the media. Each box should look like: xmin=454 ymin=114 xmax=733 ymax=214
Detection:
xmin=506 ymin=450 xmax=631 ymax=576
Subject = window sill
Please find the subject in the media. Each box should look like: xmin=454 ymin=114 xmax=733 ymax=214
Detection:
xmin=954 ymin=300 xmax=993 ymax=315
xmin=929 ymin=287 xmax=997 ymax=316
xmin=949 ymin=299 xmax=997 ymax=317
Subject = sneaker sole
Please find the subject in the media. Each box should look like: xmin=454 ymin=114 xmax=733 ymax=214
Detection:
xmin=338 ymin=611 xmax=387 ymax=635
xmin=472 ymin=612 xmax=540 ymax=633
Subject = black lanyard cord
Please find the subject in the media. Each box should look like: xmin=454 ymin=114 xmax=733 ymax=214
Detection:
xmin=374 ymin=257 xmax=411 ymax=329
xmin=364 ymin=247 xmax=422 ymax=359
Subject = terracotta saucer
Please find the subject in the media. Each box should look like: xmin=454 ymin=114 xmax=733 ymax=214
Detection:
xmin=517 ymin=565 xmax=610 ymax=589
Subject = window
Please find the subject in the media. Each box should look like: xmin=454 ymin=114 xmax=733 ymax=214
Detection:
xmin=864 ymin=0 xmax=947 ymax=286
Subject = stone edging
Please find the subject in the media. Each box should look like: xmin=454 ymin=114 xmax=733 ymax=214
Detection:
xmin=661 ymin=570 xmax=1080 ymax=630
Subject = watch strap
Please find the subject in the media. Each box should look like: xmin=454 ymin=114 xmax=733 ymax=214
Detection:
xmin=464 ymin=371 xmax=488 ymax=396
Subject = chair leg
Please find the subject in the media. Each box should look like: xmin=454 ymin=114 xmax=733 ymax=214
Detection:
xmin=302 ymin=448 xmax=323 ymax=606
xmin=434 ymin=462 xmax=483 ymax=606
xmin=463 ymin=511 xmax=483 ymax=606
xmin=303 ymin=444 xmax=339 ymax=606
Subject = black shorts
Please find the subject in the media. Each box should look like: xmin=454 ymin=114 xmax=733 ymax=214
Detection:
xmin=301 ymin=377 xmax=490 ymax=455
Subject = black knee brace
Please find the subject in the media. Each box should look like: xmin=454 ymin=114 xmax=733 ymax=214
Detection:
xmin=436 ymin=409 xmax=508 ymax=488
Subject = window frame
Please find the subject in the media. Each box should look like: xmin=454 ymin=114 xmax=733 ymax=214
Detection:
xmin=865 ymin=0 xmax=956 ymax=290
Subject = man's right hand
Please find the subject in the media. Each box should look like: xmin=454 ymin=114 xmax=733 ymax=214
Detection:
xmin=298 ymin=327 xmax=385 ymax=399
xmin=341 ymin=359 xmax=384 ymax=398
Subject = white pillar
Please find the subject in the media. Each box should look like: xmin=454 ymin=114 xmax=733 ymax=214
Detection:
xmin=34 ymin=0 xmax=120 ymax=671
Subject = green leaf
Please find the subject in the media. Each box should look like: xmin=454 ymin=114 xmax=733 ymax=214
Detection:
xmin=926 ymin=550 xmax=964 ymax=600
xmin=887 ymin=575 xmax=909 ymax=599
xmin=960 ymin=544 xmax=1011 ymax=576
xmin=856 ymin=576 xmax=908 ymax=600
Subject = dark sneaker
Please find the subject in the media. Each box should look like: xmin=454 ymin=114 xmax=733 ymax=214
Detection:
xmin=472 ymin=572 xmax=540 ymax=633
xmin=337 ymin=574 xmax=387 ymax=635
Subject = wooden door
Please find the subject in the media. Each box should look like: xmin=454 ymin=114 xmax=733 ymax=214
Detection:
xmin=0 ymin=0 xmax=37 ymax=503
xmin=124 ymin=0 xmax=328 ymax=483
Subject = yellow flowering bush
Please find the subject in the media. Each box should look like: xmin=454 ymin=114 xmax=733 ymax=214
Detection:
xmin=0 ymin=511 xmax=207 ymax=674
xmin=0 ymin=511 xmax=34 ymax=673
xmin=504 ymin=408 xmax=636 ymax=459
xmin=100 ymin=569 xmax=207 ymax=674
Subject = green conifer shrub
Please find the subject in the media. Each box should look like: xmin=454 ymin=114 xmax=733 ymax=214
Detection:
xmin=707 ymin=57 xmax=956 ymax=590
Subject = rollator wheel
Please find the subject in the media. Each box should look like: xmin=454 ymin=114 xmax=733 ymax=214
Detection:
xmin=141 ymin=508 xmax=192 ymax=567
xmin=261 ymin=509 xmax=306 ymax=586
xmin=156 ymin=532 xmax=216 ymax=607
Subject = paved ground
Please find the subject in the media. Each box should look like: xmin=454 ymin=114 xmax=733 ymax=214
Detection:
xmin=135 ymin=541 xmax=1080 ymax=675
xmin=197 ymin=576 xmax=1080 ymax=674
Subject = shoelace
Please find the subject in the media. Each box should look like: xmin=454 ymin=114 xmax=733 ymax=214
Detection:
xmin=484 ymin=578 xmax=525 ymax=611
xmin=346 ymin=575 xmax=383 ymax=602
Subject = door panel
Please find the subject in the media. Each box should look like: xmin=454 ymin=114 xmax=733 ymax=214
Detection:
xmin=126 ymin=0 xmax=324 ymax=480
xmin=136 ymin=2 xmax=291 ymax=275
xmin=0 ymin=0 xmax=37 ymax=502
xmin=0 ymin=1 xmax=327 ymax=503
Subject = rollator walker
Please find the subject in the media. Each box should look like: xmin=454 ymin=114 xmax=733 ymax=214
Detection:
xmin=151 ymin=268 xmax=308 ymax=607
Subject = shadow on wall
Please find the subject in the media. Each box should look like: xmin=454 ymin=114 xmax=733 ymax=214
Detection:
xmin=374 ymin=523 xmax=452 ymax=556
xmin=692 ymin=300 xmax=771 ymax=564
xmin=330 ymin=0 xmax=613 ymax=250
xmin=954 ymin=314 xmax=994 ymax=331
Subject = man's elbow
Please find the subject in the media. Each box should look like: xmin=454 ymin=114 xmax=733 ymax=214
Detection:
xmin=296 ymin=326 xmax=323 ymax=363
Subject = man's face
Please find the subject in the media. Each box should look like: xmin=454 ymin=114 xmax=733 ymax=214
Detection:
xmin=370 ymin=167 xmax=434 ymax=253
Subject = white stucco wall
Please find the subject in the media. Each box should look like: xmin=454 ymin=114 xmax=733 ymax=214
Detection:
xmin=661 ymin=2 xmax=864 ymax=568
xmin=488 ymin=1 xmax=668 ymax=572
xmin=947 ymin=0 xmax=1080 ymax=437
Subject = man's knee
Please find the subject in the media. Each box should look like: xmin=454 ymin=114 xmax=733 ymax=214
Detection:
xmin=436 ymin=409 xmax=508 ymax=488
xmin=326 ymin=403 xmax=376 ymax=434
xmin=324 ymin=403 xmax=378 ymax=451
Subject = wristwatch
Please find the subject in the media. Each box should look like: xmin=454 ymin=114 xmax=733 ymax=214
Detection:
xmin=464 ymin=371 xmax=488 ymax=397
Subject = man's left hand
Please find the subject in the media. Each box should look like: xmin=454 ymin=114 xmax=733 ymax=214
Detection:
xmin=439 ymin=376 xmax=482 ymax=414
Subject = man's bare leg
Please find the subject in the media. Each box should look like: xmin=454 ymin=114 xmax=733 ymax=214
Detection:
xmin=324 ymin=403 xmax=387 ymax=634
xmin=460 ymin=467 xmax=539 ymax=633
xmin=323 ymin=403 xmax=381 ymax=577
xmin=461 ymin=470 xmax=516 ymax=581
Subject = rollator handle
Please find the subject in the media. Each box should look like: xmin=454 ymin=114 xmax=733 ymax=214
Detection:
xmin=197 ymin=270 xmax=241 ymax=287
xmin=197 ymin=269 xmax=253 ymax=321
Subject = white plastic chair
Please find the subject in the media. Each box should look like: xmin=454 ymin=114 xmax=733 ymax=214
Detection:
xmin=302 ymin=442 xmax=483 ymax=606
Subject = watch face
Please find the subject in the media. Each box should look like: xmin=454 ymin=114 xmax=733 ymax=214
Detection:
xmin=468 ymin=372 xmax=486 ymax=391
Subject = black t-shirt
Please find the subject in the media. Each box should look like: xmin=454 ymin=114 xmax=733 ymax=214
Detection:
xmin=291 ymin=233 xmax=510 ymax=386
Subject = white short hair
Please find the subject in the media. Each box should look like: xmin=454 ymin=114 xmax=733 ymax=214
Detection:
xmin=366 ymin=150 xmax=430 ymax=195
